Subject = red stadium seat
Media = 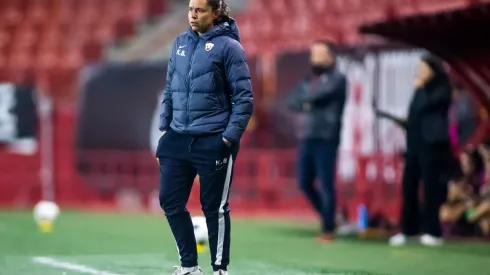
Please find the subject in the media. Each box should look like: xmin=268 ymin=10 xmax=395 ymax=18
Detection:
xmin=290 ymin=11 xmax=312 ymax=41
xmin=248 ymin=0 xmax=268 ymax=14
xmin=0 ymin=53 xmax=8 ymax=82
xmin=57 ymin=0 xmax=76 ymax=26
xmin=310 ymin=0 xmax=328 ymax=15
xmin=241 ymin=41 xmax=259 ymax=57
xmin=47 ymin=67 xmax=79 ymax=100
xmin=8 ymin=49 xmax=33 ymax=72
xmin=115 ymin=17 xmax=136 ymax=40
xmin=147 ymin=0 xmax=168 ymax=18
xmin=11 ymin=25 xmax=38 ymax=52
xmin=94 ymin=19 xmax=115 ymax=43
xmin=125 ymin=0 xmax=148 ymax=22
xmin=24 ymin=0 xmax=49 ymax=26
xmin=0 ymin=53 xmax=7 ymax=68
xmin=34 ymin=49 xmax=57 ymax=73
xmin=253 ymin=14 xmax=276 ymax=43
xmin=62 ymin=23 xmax=89 ymax=46
xmin=0 ymin=0 xmax=169 ymax=101
xmin=76 ymin=8 xmax=99 ymax=26
xmin=36 ymin=27 xmax=61 ymax=53
xmin=325 ymin=0 xmax=344 ymax=14
xmin=99 ymin=0 xmax=125 ymax=19
xmin=342 ymin=0 xmax=364 ymax=14
xmin=73 ymin=0 xmax=99 ymax=26
xmin=289 ymin=0 xmax=309 ymax=13
xmin=268 ymin=0 xmax=292 ymax=16
xmin=338 ymin=15 xmax=366 ymax=45
xmin=83 ymin=40 xmax=104 ymax=62
xmin=390 ymin=0 xmax=419 ymax=17
xmin=415 ymin=0 xmax=469 ymax=13
xmin=362 ymin=0 xmax=390 ymax=23
xmin=234 ymin=15 xmax=253 ymax=42
xmin=0 ymin=30 xmax=12 ymax=54
xmin=313 ymin=14 xmax=342 ymax=42
xmin=58 ymin=47 xmax=84 ymax=70
xmin=0 ymin=0 xmax=24 ymax=26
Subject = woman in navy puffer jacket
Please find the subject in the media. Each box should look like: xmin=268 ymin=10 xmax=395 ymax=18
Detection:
xmin=155 ymin=1 xmax=253 ymax=275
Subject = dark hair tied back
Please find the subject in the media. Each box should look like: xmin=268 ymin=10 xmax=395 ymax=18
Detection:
xmin=208 ymin=0 xmax=231 ymax=23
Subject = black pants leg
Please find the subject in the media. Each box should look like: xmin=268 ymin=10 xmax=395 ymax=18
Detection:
xmin=400 ymin=151 xmax=421 ymax=236
xmin=190 ymin=134 xmax=237 ymax=272
xmin=297 ymin=141 xmax=323 ymax=216
xmin=313 ymin=140 xmax=339 ymax=233
xmin=157 ymin=130 xmax=198 ymax=268
xmin=419 ymin=147 xmax=447 ymax=237
xmin=158 ymin=158 xmax=198 ymax=267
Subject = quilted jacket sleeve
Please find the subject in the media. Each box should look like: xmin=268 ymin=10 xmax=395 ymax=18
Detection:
xmin=158 ymin=40 xmax=177 ymax=131
xmin=222 ymin=40 xmax=254 ymax=144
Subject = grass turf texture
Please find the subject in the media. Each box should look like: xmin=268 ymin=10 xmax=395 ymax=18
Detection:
xmin=0 ymin=211 xmax=489 ymax=275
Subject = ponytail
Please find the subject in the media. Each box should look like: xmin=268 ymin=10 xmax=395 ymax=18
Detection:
xmin=208 ymin=0 xmax=231 ymax=24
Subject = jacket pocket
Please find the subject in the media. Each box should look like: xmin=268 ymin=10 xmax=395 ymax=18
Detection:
xmin=214 ymin=134 xmax=232 ymax=153
xmin=156 ymin=129 xmax=173 ymax=156
xmin=159 ymin=130 xmax=169 ymax=142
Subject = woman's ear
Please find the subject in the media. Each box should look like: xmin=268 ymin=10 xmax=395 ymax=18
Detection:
xmin=213 ymin=9 xmax=220 ymax=20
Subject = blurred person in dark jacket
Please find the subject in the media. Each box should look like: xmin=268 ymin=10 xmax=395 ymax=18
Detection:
xmin=287 ymin=40 xmax=347 ymax=242
xmin=389 ymin=53 xmax=452 ymax=247
xmin=449 ymin=83 xmax=478 ymax=147
xmin=155 ymin=0 xmax=253 ymax=274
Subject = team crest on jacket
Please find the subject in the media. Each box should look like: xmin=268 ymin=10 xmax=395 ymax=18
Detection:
xmin=205 ymin=42 xmax=214 ymax=51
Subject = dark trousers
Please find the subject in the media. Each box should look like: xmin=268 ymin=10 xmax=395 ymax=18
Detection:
xmin=156 ymin=129 xmax=237 ymax=271
xmin=400 ymin=145 xmax=449 ymax=237
xmin=297 ymin=139 xmax=339 ymax=233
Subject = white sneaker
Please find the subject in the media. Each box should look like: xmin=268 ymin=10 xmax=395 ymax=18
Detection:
xmin=213 ymin=270 xmax=228 ymax=275
xmin=420 ymin=234 xmax=443 ymax=246
xmin=172 ymin=266 xmax=203 ymax=275
xmin=389 ymin=233 xmax=408 ymax=246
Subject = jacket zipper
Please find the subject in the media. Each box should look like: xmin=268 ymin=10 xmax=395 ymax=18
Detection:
xmin=186 ymin=42 xmax=199 ymax=126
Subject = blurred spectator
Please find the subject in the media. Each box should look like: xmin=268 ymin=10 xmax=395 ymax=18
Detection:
xmin=287 ymin=40 xmax=347 ymax=242
xmin=465 ymin=140 xmax=490 ymax=237
xmin=478 ymin=139 xmax=490 ymax=164
xmin=389 ymin=53 xmax=452 ymax=246
xmin=440 ymin=148 xmax=484 ymax=236
xmin=449 ymin=83 xmax=479 ymax=148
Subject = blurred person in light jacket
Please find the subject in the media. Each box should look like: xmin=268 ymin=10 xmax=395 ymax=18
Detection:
xmin=287 ymin=40 xmax=347 ymax=242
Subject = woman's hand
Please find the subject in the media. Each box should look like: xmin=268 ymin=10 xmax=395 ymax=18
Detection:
xmin=156 ymin=131 xmax=168 ymax=163
xmin=223 ymin=138 xmax=232 ymax=147
xmin=415 ymin=77 xmax=424 ymax=89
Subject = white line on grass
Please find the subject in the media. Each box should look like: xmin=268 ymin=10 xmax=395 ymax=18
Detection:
xmin=32 ymin=256 xmax=128 ymax=275
xmin=30 ymin=253 xmax=354 ymax=275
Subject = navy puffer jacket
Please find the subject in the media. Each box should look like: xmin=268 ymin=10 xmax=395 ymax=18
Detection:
xmin=159 ymin=18 xmax=253 ymax=145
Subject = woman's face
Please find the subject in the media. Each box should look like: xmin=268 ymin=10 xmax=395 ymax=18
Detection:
xmin=309 ymin=43 xmax=334 ymax=67
xmin=188 ymin=0 xmax=218 ymax=34
xmin=416 ymin=61 xmax=434 ymax=86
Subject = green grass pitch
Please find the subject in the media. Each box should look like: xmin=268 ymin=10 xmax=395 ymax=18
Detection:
xmin=1 ymin=211 xmax=489 ymax=275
